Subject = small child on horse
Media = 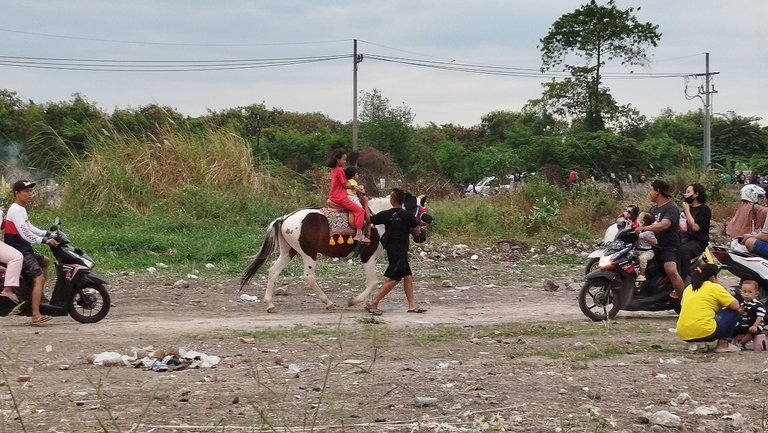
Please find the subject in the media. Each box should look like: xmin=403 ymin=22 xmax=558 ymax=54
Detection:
xmin=345 ymin=166 xmax=371 ymax=226
xmin=325 ymin=148 xmax=369 ymax=243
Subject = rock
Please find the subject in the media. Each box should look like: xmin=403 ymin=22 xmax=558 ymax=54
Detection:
xmin=58 ymin=364 xmax=70 ymax=371
xmin=441 ymin=280 xmax=453 ymax=287
xmin=173 ymin=279 xmax=189 ymax=288
xmin=544 ymin=280 xmax=559 ymax=292
xmin=671 ymin=392 xmax=693 ymax=405
xmin=17 ymin=375 xmax=31 ymax=383
xmin=650 ymin=410 xmax=681 ymax=427
xmin=415 ymin=397 xmax=437 ymax=407
xmin=287 ymin=364 xmax=301 ymax=377
xmin=691 ymin=405 xmax=719 ymax=416
xmin=722 ymin=412 xmax=745 ymax=429
xmin=546 ymin=245 xmax=557 ymax=254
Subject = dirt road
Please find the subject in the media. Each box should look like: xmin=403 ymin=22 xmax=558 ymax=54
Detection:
xmin=1 ymin=256 xmax=765 ymax=432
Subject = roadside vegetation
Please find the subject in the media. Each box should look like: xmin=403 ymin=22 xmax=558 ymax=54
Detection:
xmin=0 ymin=0 xmax=761 ymax=276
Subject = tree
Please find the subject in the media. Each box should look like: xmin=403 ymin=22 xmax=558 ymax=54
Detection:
xmin=359 ymin=89 xmax=415 ymax=170
xmin=23 ymin=94 xmax=108 ymax=173
xmin=533 ymin=0 xmax=661 ymax=131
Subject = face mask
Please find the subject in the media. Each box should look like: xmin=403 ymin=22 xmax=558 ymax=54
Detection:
xmin=683 ymin=196 xmax=695 ymax=204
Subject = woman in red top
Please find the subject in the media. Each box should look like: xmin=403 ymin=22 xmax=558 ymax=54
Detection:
xmin=325 ymin=148 xmax=368 ymax=243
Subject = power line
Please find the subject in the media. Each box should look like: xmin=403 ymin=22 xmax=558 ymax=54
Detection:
xmin=0 ymin=45 xmax=698 ymax=80
xmin=0 ymin=26 xmax=352 ymax=48
xmin=365 ymin=54 xmax=698 ymax=80
xmin=0 ymin=54 xmax=350 ymax=72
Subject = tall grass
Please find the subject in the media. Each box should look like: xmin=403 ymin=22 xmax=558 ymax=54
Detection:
xmin=20 ymin=125 xmax=742 ymax=274
xmin=39 ymin=127 xmax=321 ymax=273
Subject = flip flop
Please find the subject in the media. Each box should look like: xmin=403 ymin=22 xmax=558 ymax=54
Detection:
xmin=365 ymin=303 xmax=383 ymax=316
xmin=0 ymin=293 xmax=20 ymax=304
xmin=714 ymin=343 xmax=740 ymax=353
xmin=408 ymin=307 xmax=428 ymax=313
xmin=30 ymin=315 xmax=53 ymax=326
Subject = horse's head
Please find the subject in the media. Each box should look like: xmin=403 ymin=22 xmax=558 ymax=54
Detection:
xmin=369 ymin=191 xmax=432 ymax=243
xmin=404 ymin=193 xmax=432 ymax=243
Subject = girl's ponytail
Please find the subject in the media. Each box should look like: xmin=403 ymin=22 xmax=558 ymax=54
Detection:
xmin=690 ymin=263 xmax=720 ymax=290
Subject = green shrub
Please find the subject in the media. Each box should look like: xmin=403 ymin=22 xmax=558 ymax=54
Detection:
xmin=519 ymin=175 xmax=564 ymax=205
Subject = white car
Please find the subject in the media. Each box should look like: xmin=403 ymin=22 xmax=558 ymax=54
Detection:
xmin=467 ymin=175 xmax=516 ymax=195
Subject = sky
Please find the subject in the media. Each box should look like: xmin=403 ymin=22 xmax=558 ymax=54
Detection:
xmin=1 ymin=1 xmax=767 ymax=127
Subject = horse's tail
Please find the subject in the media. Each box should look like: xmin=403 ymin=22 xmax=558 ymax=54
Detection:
xmin=240 ymin=217 xmax=282 ymax=291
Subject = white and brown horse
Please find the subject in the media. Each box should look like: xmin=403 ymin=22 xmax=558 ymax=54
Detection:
xmin=240 ymin=197 xmax=399 ymax=313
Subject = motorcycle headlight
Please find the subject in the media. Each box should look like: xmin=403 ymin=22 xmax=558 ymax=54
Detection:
xmin=598 ymin=255 xmax=614 ymax=270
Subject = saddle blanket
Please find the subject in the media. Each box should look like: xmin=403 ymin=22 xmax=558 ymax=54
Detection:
xmin=320 ymin=207 xmax=356 ymax=236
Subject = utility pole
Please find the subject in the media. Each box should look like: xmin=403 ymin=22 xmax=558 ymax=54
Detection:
xmin=685 ymin=52 xmax=718 ymax=169
xmin=352 ymin=39 xmax=363 ymax=153
xmin=255 ymin=114 xmax=261 ymax=157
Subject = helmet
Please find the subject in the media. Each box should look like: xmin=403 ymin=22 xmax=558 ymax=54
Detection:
xmin=625 ymin=205 xmax=640 ymax=222
xmin=740 ymin=184 xmax=766 ymax=203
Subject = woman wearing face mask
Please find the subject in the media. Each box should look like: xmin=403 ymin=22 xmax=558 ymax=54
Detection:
xmin=678 ymin=183 xmax=712 ymax=282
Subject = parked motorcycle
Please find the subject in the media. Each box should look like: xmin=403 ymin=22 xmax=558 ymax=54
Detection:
xmin=710 ymin=243 xmax=768 ymax=301
xmin=578 ymin=226 xmax=703 ymax=321
xmin=0 ymin=217 xmax=111 ymax=323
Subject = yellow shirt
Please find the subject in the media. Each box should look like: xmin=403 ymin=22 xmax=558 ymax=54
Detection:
xmin=676 ymin=280 xmax=736 ymax=341
xmin=347 ymin=178 xmax=358 ymax=198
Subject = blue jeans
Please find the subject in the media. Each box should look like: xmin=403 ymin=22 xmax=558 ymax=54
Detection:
xmin=686 ymin=309 xmax=739 ymax=342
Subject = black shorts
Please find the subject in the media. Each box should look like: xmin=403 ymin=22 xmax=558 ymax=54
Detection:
xmin=21 ymin=252 xmax=44 ymax=279
xmin=384 ymin=251 xmax=412 ymax=281
xmin=655 ymin=247 xmax=678 ymax=264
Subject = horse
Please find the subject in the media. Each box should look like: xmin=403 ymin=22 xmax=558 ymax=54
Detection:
xmin=240 ymin=196 xmax=411 ymax=313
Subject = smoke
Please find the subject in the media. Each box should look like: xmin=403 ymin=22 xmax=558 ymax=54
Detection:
xmin=0 ymin=137 xmax=32 ymax=182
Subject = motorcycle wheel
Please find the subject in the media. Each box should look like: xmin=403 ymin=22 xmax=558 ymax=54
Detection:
xmin=67 ymin=283 xmax=111 ymax=323
xmin=578 ymin=278 xmax=621 ymax=321
xmin=585 ymin=257 xmax=599 ymax=275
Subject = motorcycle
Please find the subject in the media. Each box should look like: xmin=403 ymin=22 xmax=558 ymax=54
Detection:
xmin=710 ymin=242 xmax=768 ymax=301
xmin=578 ymin=226 xmax=703 ymax=321
xmin=0 ymin=217 xmax=111 ymax=323
xmin=585 ymin=217 xmax=624 ymax=275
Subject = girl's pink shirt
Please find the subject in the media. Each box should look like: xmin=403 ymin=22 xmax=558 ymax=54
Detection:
xmin=329 ymin=166 xmax=348 ymax=203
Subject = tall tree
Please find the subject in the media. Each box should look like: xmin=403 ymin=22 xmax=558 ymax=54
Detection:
xmin=359 ymin=89 xmax=415 ymax=170
xmin=533 ymin=0 xmax=661 ymax=131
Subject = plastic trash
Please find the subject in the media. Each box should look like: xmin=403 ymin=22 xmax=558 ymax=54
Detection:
xmin=180 ymin=349 xmax=221 ymax=366
xmin=146 ymin=267 xmax=157 ymax=273
xmin=239 ymin=294 xmax=260 ymax=302
xmin=155 ymin=262 xmax=168 ymax=268
xmin=205 ymin=263 xmax=215 ymax=270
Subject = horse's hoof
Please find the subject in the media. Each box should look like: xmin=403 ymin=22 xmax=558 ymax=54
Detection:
xmin=326 ymin=303 xmax=337 ymax=311
xmin=266 ymin=306 xmax=277 ymax=313
xmin=347 ymin=298 xmax=358 ymax=307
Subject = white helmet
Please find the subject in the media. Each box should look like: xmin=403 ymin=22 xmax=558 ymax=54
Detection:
xmin=740 ymin=184 xmax=766 ymax=203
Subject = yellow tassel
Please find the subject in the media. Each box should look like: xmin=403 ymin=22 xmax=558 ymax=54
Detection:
xmin=329 ymin=236 xmax=336 ymax=246
xmin=346 ymin=235 xmax=354 ymax=245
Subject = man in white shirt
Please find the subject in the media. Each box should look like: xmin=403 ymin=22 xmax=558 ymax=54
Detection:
xmin=4 ymin=180 xmax=58 ymax=325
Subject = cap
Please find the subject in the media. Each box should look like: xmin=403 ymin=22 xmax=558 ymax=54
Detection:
xmin=651 ymin=179 xmax=671 ymax=198
xmin=12 ymin=180 xmax=36 ymax=192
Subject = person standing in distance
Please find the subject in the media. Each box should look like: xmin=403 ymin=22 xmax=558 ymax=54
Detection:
xmin=4 ymin=180 xmax=58 ymax=325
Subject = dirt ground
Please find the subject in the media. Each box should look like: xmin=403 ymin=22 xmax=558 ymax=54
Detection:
xmin=2 ymin=246 xmax=767 ymax=433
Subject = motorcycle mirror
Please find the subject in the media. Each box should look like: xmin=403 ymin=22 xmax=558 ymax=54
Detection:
xmin=54 ymin=216 xmax=61 ymax=225
xmin=616 ymin=217 xmax=626 ymax=230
